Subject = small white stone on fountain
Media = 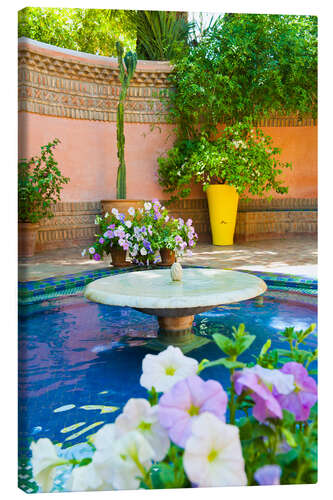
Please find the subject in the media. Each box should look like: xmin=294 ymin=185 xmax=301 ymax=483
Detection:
xmin=170 ymin=262 xmax=183 ymax=281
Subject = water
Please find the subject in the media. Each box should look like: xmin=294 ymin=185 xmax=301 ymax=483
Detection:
xmin=18 ymin=288 xmax=317 ymax=461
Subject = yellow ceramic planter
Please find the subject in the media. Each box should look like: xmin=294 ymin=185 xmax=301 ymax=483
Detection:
xmin=206 ymin=185 xmax=239 ymax=245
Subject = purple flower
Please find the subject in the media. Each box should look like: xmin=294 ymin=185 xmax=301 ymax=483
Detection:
xmin=143 ymin=239 xmax=152 ymax=251
xmin=141 ymin=226 xmax=147 ymax=234
xmin=115 ymin=230 xmax=125 ymax=239
xmin=158 ymin=375 xmax=228 ymax=448
xmin=186 ymin=219 xmax=193 ymax=227
xmin=88 ymin=247 xmax=95 ymax=254
xmin=174 ymin=235 xmax=183 ymax=243
xmin=108 ymin=224 xmax=115 ymax=229
xmin=254 ymin=465 xmax=281 ymax=485
xmin=93 ymin=253 xmax=101 ymax=261
xmin=233 ymin=369 xmax=283 ymax=421
xmin=99 ymin=237 xmax=105 ymax=244
xmin=153 ymin=212 xmax=161 ymax=220
xmin=189 ymin=240 xmax=194 ymax=247
xmin=274 ymin=362 xmax=317 ymax=421
xmin=103 ymin=230 xmax=114 ymax=239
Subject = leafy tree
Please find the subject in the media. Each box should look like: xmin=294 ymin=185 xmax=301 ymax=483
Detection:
xmin=127 ymin=10 xmax=194 ymax=61
xmin=167 ymin=14 xmax=318 ymax=140
xmin=18 ymin=7 xmax=136 ymax=56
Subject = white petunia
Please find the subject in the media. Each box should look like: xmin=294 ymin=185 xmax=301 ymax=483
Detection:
xmin=183 ymin=413 xmax=247 ymax=487
xmin=144 ymin=202 xmax=152 ymax=211
xmin=115 ymin=398 xmax=170 ymax=461
xmin=92 ymin=423 xmax=119 ymax=451
xmin=125 ymin=220 xmax=132 ymax=228
xmin=104 ymin=212 xmax=109 ymax=218
xmin=128 ymin=207 xmax=135 ymax=216
xmin=67 ymin=462 xmax=110 ymax=492
xmin=111 ymin=208 xmax=119 ymax=216
xmin=94 ymin=430 xmax=154 ymax=490
xmin=140 ymin=345 xmax=199 ymax=393
xmin=140 ymin=247 xmax=147 ymax=256
xmin=81 ymin=249 xmax=86 ymax=257
xmin=90 ymin=424 xmax=120 ymax=488
xmin=30 ymin=438 xmax=68 ymax=493
xmin=248 ymin=365 xmax=295 ymax=395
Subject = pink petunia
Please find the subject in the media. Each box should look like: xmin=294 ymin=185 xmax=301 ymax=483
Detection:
xmin=158 ymin=375 xmax=228 ymax=448
xmin=274 ymin=362 xmax=317 ymax=421
xmin=233 ymin=368 xmax=287 ymax=421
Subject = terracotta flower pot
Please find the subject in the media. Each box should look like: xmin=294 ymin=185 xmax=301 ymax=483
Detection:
xmin=18 ymin=222 xmax=39 ymax=257
xmin=110 ymin=247 xmax=128 ymax=267
xmin=101 ymin=200 xmax=144 ymax=216
xmin=159 ymin=248 xmax=176 ymax=266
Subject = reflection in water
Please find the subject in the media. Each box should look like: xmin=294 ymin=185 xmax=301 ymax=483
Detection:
xmin=18 ymin=290 xmax=317 ymax=459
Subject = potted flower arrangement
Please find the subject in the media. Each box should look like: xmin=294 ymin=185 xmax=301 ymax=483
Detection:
xmin=158 ymin=120 xmax=291 ymax=246
xmin=85 ymin=199 xmax=198 ymax=267
xmin=29 ymin=322 xmax=317 ymax=492
xmin=83 ymin=209 xmax=134 ymax=267
xmin=84 ymin=202 xmax=161 ymax=267
xmin=18 ymin=139 xmax=69 ymax=257
xmin=137 ymin=199 xmax=198 ymax=265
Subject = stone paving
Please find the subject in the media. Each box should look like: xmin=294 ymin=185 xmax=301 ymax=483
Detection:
xmin=18 ymin=235 xmax=317 ymax=282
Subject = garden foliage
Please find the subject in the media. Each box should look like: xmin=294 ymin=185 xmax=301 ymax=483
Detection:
xmin=18 ymin=139 xmax=69 ymax=223
xmin=18 ymin=7 xmax=137 ymax=56
xmin=158 ymin=14 xmax=317 ymax=199
xmin=158 ymin=120 xmax=291 ymax=200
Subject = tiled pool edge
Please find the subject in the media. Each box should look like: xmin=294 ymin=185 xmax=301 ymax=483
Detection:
xmin=18 ymin=266 xmax=317 ymax=305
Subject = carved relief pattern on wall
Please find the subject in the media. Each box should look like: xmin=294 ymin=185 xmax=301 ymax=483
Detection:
xmin=18 ymin=44 xmax=316 ymax=126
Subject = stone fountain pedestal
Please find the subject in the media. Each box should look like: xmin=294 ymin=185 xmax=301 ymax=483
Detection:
xmin=84 ymin=268 xmax=267 ymax=353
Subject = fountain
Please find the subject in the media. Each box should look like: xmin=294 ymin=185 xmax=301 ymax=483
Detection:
xmin=84 ymin=265 xmax=267 ymax=352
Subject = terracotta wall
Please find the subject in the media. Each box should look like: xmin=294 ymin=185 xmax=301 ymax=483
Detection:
xmin=18 ymin=113 xmax=317 ymax=202
xmin=18 ymin=113 xmax=178 ymax=201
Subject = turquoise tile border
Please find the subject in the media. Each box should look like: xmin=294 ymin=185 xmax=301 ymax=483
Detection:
xmin=18 ymin=265 xmax=317 ymax=305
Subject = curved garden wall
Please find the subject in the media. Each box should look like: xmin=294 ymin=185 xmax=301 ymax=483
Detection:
xmin=18 ymin=37 xmax=317 ymax=249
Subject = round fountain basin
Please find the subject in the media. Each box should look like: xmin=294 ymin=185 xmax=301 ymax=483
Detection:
xmin=84 ymin=268 xmax=267 ymax=312
xmin=84 ymin=268 xmax=267 ymax=350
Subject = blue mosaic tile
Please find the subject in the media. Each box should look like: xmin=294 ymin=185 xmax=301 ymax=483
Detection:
xmin=18 ymin=265 xmax=317 ymax=305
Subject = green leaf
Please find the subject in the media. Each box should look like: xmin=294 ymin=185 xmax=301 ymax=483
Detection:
xmin=276 ymin=448 xmax=299 ymax=466
xmin=149 ymin=463 xmax=185 ymax=489
xmin=282 ymin=409 xmax=296 ymax=427
xmin=212 ymin=333 xmax=236 ymax=356
xmin=78 ymin=457 xmax=92 ymax=467
xmin=218 ymin=358 xmax=246 ymax=370
xmin=235 ymin=334 xmax=256 ymax=355
xmin=259 ymin=339 xmax=271 ymax=358
xmin=281 ymin=427 xmax=297 ymax=448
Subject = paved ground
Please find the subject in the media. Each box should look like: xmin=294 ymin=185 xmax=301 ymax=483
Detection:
xmin=18 ymin=236 xmax=317 ymax=282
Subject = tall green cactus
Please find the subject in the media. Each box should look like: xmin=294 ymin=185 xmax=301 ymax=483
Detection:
xmin=116 ymin=42 xmax=137 ymax=199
